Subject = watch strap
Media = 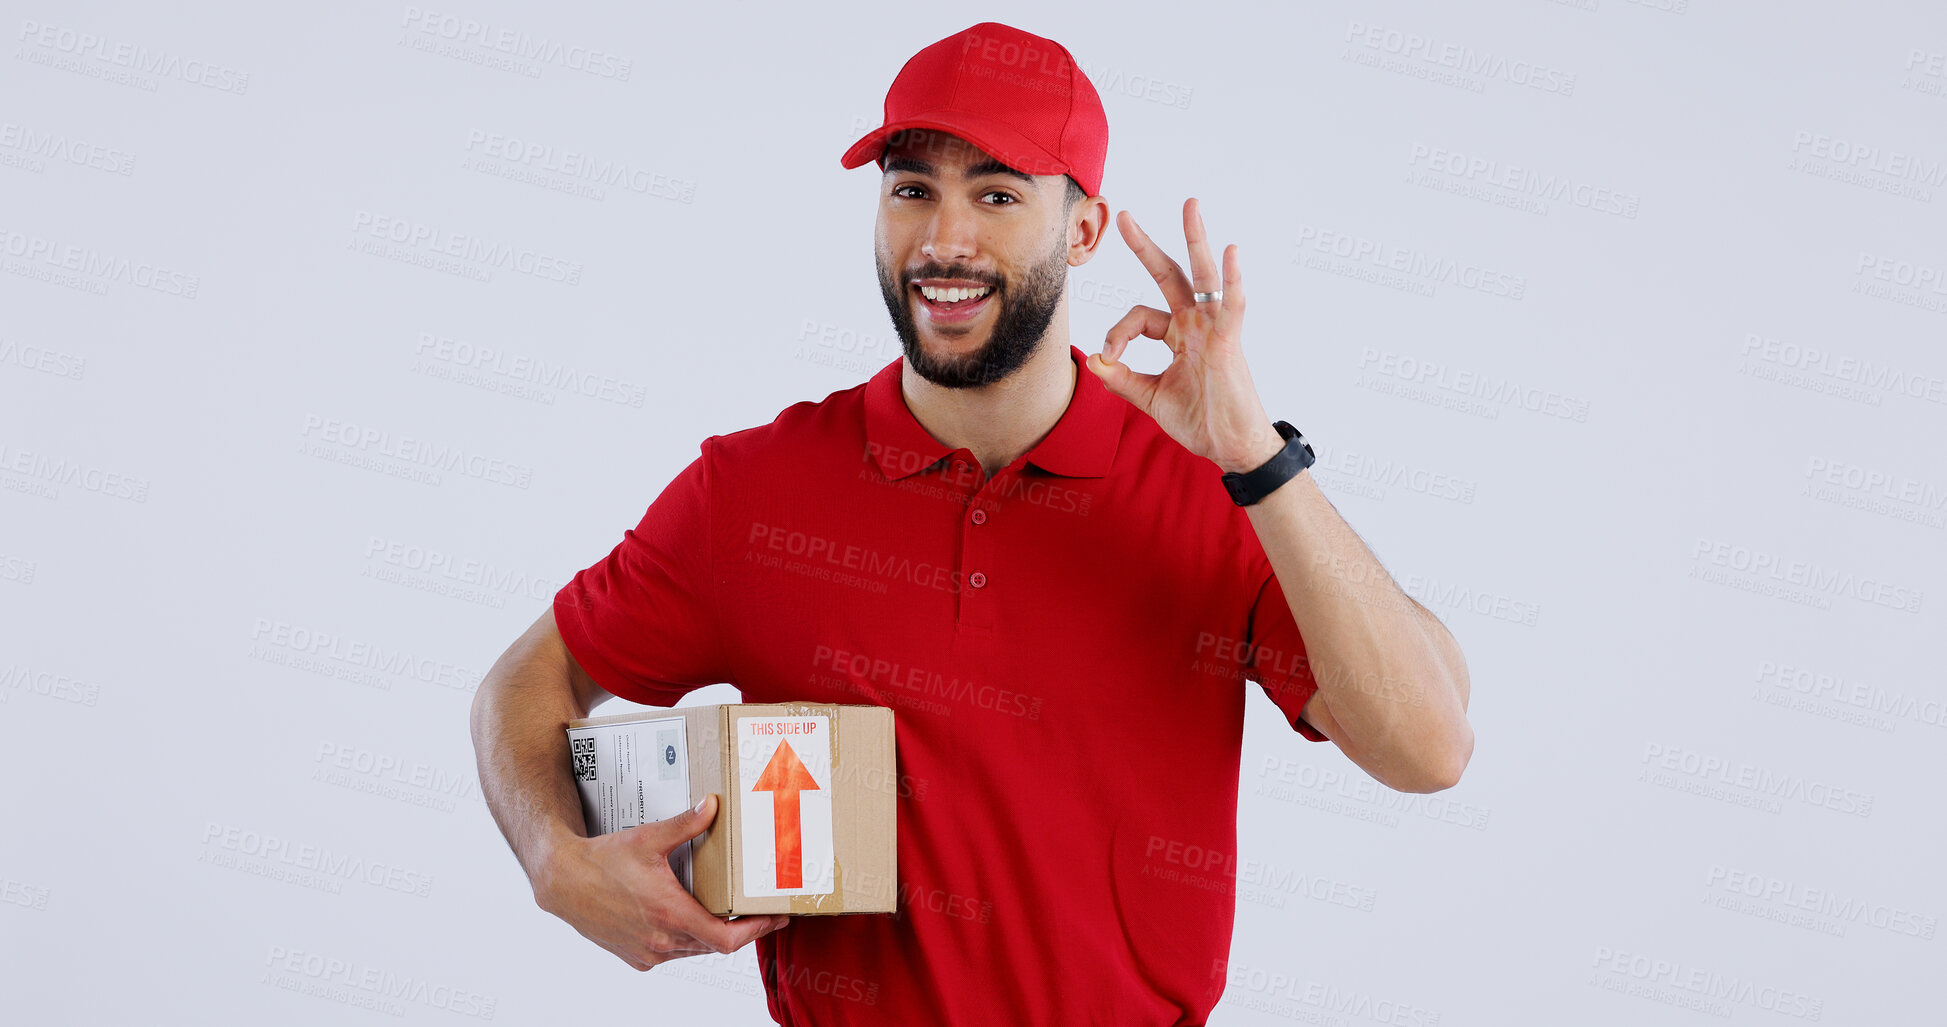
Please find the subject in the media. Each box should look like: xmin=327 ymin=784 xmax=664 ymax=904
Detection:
xmin=1220 ymin=421 xmax=1314 ymax=506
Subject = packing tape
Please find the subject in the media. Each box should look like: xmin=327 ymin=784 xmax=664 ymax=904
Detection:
xmin=783 ymin=703 xmax=843 ymax=914
xmin=778 ymin=701 xmax=840 ymax=768
xmin=791 ymin=856 xmax=844 ymax=913
xmin=721 ymin=708 xmax=739 ymax=914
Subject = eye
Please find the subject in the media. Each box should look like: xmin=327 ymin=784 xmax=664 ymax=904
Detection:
xmin=892 ymin=184 xmax=927 ymax=199
xmin=983 ymin=191 xmax=1018 ymax=205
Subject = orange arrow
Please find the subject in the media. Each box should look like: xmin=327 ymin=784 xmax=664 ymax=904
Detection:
xmin=751 ymin=738 xmax=821 ymax=888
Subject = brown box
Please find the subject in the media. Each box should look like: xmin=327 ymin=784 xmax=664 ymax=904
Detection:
xmin=566 ymin=702 xmax=896 ymax=915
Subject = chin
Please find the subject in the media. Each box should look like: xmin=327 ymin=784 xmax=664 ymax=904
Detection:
xmin=914 ymin=318 xmax=983 ymax=345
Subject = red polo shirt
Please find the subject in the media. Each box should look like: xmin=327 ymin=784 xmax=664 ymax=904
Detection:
xmin=554 ymin=343 xmax=1327 ymax=1026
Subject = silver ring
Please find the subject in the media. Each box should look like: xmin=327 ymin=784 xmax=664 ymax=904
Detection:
xmin=1193 ymin=290 xmax=1222 ymax=304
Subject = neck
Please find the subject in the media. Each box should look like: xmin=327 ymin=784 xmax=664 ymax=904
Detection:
xmin=900 ymin=333 xmax=1077 ymax=482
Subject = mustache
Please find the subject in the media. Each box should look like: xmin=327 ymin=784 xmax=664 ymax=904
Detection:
xmin=903 ymin=266 xmax=1001 ymax=289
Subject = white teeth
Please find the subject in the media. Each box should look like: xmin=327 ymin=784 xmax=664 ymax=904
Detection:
xmin=919 ymin=285 xmax=992 ymax=303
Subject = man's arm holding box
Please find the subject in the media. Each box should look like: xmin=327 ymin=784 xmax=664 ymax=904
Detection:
xmin=468 ymin=607 xmax=787 ymax=969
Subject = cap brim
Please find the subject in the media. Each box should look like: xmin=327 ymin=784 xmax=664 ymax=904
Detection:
xmin=840 ymin=112 xmax=1071 ymax=183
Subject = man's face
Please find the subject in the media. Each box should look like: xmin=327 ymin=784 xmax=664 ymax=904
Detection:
xmin=874 ymin=129 xmax=1073 ymax=389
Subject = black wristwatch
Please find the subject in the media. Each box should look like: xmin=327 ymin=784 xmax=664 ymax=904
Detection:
xmin=1220 ymin=421 xmax=1314 ymax=507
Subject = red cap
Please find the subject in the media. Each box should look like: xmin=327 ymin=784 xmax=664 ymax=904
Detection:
xmin=840 ymin=22 xmax=1108 ymax=199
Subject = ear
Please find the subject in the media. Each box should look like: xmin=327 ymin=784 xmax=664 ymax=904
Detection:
xmin=1066 ymin=192 xmax=1111 ymax=268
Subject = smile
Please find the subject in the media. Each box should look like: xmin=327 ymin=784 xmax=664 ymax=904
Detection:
xmin=911 ymin=283 xmax=996 ymax=324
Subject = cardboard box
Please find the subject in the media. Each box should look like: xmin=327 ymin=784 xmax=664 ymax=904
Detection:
xmin=566 ymin=703 xmax=896 ymax=915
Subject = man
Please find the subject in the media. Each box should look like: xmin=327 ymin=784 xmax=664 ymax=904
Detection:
xmin=470 ymin=21 xmax=1472 ymax=1026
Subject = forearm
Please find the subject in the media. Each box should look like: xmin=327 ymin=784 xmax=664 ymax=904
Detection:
xmin=468 ymin=627 xmax=595 ymax=900
xmin=1243 ymin=467 xmax=1472 ymax=790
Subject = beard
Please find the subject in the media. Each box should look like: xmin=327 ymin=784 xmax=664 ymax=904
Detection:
xmin=875 ymin=234 xmax=1067 ymax=389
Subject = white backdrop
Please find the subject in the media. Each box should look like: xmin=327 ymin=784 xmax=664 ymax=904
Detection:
xmin=4 ymin=1 xmax=1943 ymax=1023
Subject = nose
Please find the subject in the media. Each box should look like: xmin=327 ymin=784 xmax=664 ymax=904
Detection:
xmin=919 ymin=196 xmax=978 ymax=265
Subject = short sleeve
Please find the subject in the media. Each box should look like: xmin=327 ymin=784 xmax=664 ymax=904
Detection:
xmin=553 ymin=442 xmax=733 ymax=706
xmin=1243 ymin=561 xmax=1329 ymax=742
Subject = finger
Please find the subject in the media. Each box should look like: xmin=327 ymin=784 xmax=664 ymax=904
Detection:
xmin=1116 ymin=210 xmax=1193 ymax=312
xmin=1220 ymin=243 xmax=1245 ymax=328
xmin=670 ymin=899 xmax=788 ymax=955
xmin=1102 ymin=304 xmax=1173 ymax=364
xmin=1183 ymin=198 xmax=1221 ymax=302
xmin=643 ymin=793 xmax=719 ymax=855
xmin=733 ymin=914 xmax=794 ymax=937
xmin=1086 ymin=349 xmax=1162 ymax=416
xmin=681 ymin=913 xmax=788 ymax=955
xmin=648 ymin=945 xmax=716 ymax=962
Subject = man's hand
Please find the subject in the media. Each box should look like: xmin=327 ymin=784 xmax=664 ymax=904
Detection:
xmin=533 ymin=793 xmax=790 ymax=971
xmin=1085 ymin=197 xmax=1284 ymax=475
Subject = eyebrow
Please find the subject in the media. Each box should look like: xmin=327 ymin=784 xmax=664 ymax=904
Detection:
xmin=883 ymin=154 xmax=1037 ymax=186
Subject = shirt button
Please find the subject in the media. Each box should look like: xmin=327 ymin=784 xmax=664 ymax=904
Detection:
xmin=970 ymin=509 xmax=987 ymax=525
xmin=969 ymin=571 xmax=987 ymax=588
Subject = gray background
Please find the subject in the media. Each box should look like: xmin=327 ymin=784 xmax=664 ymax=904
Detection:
xmin=3 ymin=0 xmax=1943 ymax=1023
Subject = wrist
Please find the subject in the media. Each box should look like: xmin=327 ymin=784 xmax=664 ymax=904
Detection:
xmin=1219 ymin=419 xmax=1315 ymax=506
xmin=1216 ymin=426 xmax=1286 ymax=475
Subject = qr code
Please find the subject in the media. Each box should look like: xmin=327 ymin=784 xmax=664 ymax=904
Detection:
xmin=571 ymin=737 xmax=597 ymax=782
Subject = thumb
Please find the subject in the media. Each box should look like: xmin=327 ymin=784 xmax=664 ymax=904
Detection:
xmin=644 ymin=793 xmax=719 ymax=854
xmin=1086 ymin=350 xmax=1154 ymax=414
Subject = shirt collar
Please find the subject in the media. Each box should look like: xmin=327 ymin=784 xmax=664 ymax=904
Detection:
xmin=864 ymin=344 xmax=1126 ymax=481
